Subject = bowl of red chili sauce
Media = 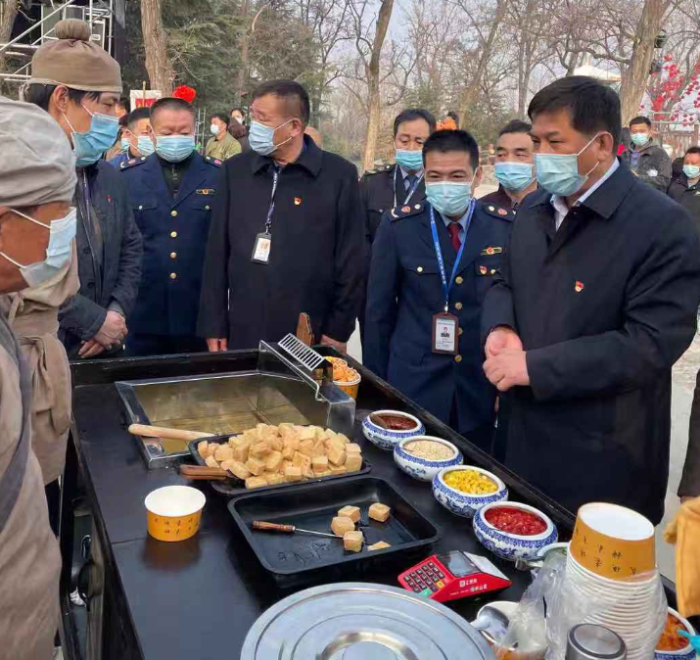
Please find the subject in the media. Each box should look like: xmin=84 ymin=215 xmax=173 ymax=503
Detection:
xmin=362 ymin=410 xmax=425 ymax=450
xmin=473 ymin=502 xmax=558 ymax=562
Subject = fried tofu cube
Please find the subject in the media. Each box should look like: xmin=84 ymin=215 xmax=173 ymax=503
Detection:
xmin=250 ymin=441 xmax=271 ymax=458
xmin=345 ymin=454 xmax=363 ymax=472
xmin=246 ymin=456 xmax=266 ymax=476
xmin=284 ymin=466 xmax=302 ymax=482
xmin=343 ymin=530 xmax=364 ymax=553
xmin=338 ymin=505 xmax=361 ymax=523
xmin=225 ymin=460 xmax=252 ymax=480
xmin=243 ymin=428 xmax=259 ymax=443
xmin=312 ymin=441 xmax=326 ymax=458
xmin=300 ymin=427 xmax=316 ymax=441
xmin=328 ymin=445 xmax=346 ymax=466
xmin=270 ymin=436 xmax=283 ymax=452
xmin=299 ymin=439 xmax=315 ymax=457
xmin=214 ymin=445 xmax=233 ymax=462
xmin=233 ymin=443 xmax=251 ymax=464
xmin=345 ymin=443 xmax=361 ymax=454
xmin=368 ymin=541 xmax=391 ymax=551
xmin=369 ymin=503 xmax=391 ymax=523
xmin=245 ymin=476 xmax=268 ymax=489
xmin=336 ymin=434 xmax=351 ymax=445
xmin=205 ymin=455 xmax=219 ymax=468
xmin=316 ymin=470 xmax=332 ymax=478
xmin=228 ymin=436 xmax=238 ymax=449
xmin=265 ymin=472 xmax=285 ymax=486
xmin=331 ymin=516 xmax=355 ymax=537
xmin=312 ymin=456 xmax=329 ymax=472
xmin=282 ymin=459 xmax=294 ymax=473
xmin=293 ymin=451 xmax=311 ymax=471
xmin=265 ymin=450 xmax=283 ymax=472
xmin=329 ymin=465 xmax=347 ymax=475
xmin=197 ymin=441 xmax=209 ymax=458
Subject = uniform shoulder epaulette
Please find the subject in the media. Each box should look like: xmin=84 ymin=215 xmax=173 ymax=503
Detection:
xmin=480 ymin=202 xmax=515 ymax=221
xmin=389 ymin=201 xmax=425 ymax=221
xmin=363 ymin=163 xmax=393 ymax=177
xmin=120 ymin=156 xmax=148 ymax=171
xmin=204 ymin=156 xmax=223 ymax=167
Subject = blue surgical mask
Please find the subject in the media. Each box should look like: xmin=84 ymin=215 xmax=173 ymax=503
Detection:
xmin=683 ymin=164 xmax=700 ymax=180
xmin=249 ymin=119 xmax=293 ymax=156
xmin=395 ymin=149 xmax=424 ymax=172
xmin=156 ymin=135 xmax=195 ymax=163
xmin=426 ymin=181 xmax=473 ymax=217
xmin=1 ymin=207 xmax=77 ymax=288
xmin=630 ymin=132 xmax=649 ymax=147
xmin=64 ymin=106 xmax=120 ymax=168
xmin=137 ymin=135 xmax=155 ymax=157
xmin=121 ymin=137 xmax=130 ymax=152
xmin=495 ymin=162 xmax=534 ymax=192
xmin=534 ymin=133 xmax=601 ymax=197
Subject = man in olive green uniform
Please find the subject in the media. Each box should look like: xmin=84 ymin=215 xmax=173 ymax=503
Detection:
xmin=206 ymin=112 xmax=242 ymax=161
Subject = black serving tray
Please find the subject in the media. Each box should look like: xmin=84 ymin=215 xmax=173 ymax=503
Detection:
xmin=228 ymin=476 xmax=440 ymax=586
xmin=188 ymin=435 xmax=371 ymax=498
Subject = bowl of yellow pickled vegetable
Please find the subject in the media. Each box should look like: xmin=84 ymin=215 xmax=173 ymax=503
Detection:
xmin=432 ymin=466 xmax=508 ymax=518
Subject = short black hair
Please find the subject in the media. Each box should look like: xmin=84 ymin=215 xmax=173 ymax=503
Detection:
xmin=24 ymin=84 xmax=100 ymax=112
xmin=629 ymin=115 xmax=652 ymax=129
xmin=252 ymin=80 xmax=310 ymax=126
xmin=126 ymin=107 xmax=151 ymax=130
xmin=212 ymin=112 xmax=230 ymax=127
xmin=447 ymin=111 xmax=460 ymax=127
xmin=528 ymin=76 xmax=621 ymax=147
xmin=393 ymin=109 xmax=437 ymax=136
xmin=422 ymin=129 xmax=480 ymax=170
xmin=150 ymin=97 xmax=196 ymax=120
xmin=499 ymin=119 xmax=532 ymax=137
xmin=230 ymin=106 xmax=244 ymax=116
xmin=686 ymin=146 xmax=700 ymax=157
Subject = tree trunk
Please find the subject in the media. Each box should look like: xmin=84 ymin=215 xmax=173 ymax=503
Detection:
xmin=140 ymin=0 xmax=175 ymax=95
xmin=235 ymin=0 xmax=251 ymax=104
xmin=0 ymin=0 xmax=19 ymax=93
xmin=458 ymin=0 xmax=506 ymax=126
xmin=618 ymin=0 xmax=665 ymax=125
xmin=362 ymin=0 xmax=395 ymax=172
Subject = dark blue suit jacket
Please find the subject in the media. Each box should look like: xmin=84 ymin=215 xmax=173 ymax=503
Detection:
xmin=364 ymin=199 xmax=515 ymax=432
xmin=120 ymin=153 xmax=221 ymax=336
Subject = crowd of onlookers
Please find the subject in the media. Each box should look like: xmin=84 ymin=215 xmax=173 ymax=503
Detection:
xmin=2 ymin=18 xmax=700 ymax=658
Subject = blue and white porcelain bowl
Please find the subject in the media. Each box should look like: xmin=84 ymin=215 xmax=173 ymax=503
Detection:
xmin=362 ymin=410 xmax=425 ymax=451
xmin=473 ymin=501 xmax=558 ymax=562
xmin=655 ymin=608 xmax=696 ymax=660
xmin=393 ymin=436 xmax=462 ymax=482
xmin=432 ymin=466 xmax=508 ymax=518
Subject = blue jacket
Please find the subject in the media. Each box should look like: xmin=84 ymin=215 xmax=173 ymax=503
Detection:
xmin=364 ymin=199 xmax=515 ymax=432
xmin=120 ymin=153 xmax=221 ymax=336
xmin=108 ymin=151 xmax=130 ymax=169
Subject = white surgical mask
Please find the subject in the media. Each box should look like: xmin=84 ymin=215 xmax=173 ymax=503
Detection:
xmin=210 ymin=124 xmax=221 ymax=136
xmin=1 ymin=207 xmax=77 ymax=288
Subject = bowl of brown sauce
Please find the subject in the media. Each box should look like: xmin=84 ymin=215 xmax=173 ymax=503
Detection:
xmin=362 ymin=410 xmax=425 ymax=450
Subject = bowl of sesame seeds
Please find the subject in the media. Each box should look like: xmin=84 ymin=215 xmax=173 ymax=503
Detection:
xmin=393 ymin=436 xmax=463 ymax=482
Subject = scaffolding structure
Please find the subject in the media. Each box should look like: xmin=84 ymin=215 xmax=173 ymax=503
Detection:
xmin=0 ymin=0 xmax=122 ymax=86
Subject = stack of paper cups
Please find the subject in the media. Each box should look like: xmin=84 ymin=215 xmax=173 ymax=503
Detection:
xmin=564 ymin=503 xmax=665 ymax=660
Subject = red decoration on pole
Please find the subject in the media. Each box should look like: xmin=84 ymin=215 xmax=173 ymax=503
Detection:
xmin=173 ymin=85 xmax=197 ymax=103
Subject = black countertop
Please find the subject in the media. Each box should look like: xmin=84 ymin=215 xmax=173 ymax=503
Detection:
xmin=70 ymin=350 xmax=581 ymax=659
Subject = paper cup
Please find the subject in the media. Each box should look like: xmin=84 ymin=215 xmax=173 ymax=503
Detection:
xmin=145 ymin=485 xmax=206 ymax=542
xmin=334 ymin=375 xmax=361 ymax=399
xmin=570 ymin=503 xmax=655 ymax=580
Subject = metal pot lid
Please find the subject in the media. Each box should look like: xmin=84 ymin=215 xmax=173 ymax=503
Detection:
xmin=241 ymin=582 xmax=496 ymax=660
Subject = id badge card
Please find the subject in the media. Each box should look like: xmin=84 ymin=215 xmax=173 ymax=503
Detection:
xmin=432 ymin=313 xmax=459 ymax=355
xmin=251 ymin=232 xmax=272 ymax=264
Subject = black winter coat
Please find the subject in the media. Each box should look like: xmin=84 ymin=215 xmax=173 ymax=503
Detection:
xmin=59 ymin=161 xmax=143 ymax=357
xmin=481 ymin=162 xmax=700 ymax=523
xmin=198 ymin=137 xmax=365 ymax=349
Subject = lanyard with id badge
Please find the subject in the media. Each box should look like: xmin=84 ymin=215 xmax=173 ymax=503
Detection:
xmin=393 ymin=167 xmax=424 ymax=208
xmin=430 ymin=201 xmax=475 ymax=355
xmin=251 ymin=166 xmax=280 ymax=264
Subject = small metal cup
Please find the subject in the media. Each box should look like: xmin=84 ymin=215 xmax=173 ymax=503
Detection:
xmin=566 ymin=624 xmax=627 ymax=660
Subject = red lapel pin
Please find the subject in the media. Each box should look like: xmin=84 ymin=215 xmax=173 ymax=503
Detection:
xmin=574 ymin=281 xmax=584 ymax=293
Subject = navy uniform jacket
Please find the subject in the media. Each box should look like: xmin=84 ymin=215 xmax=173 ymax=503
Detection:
xmin=360 ymin=163 xmax=427 ymax=244
xmin=365 ymin=200 xmax=515 ymax=433
xmin=121 ymin=153 xmax=221 ymax=337
xmin=481 ymin=162 xmax=700 ymax=523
